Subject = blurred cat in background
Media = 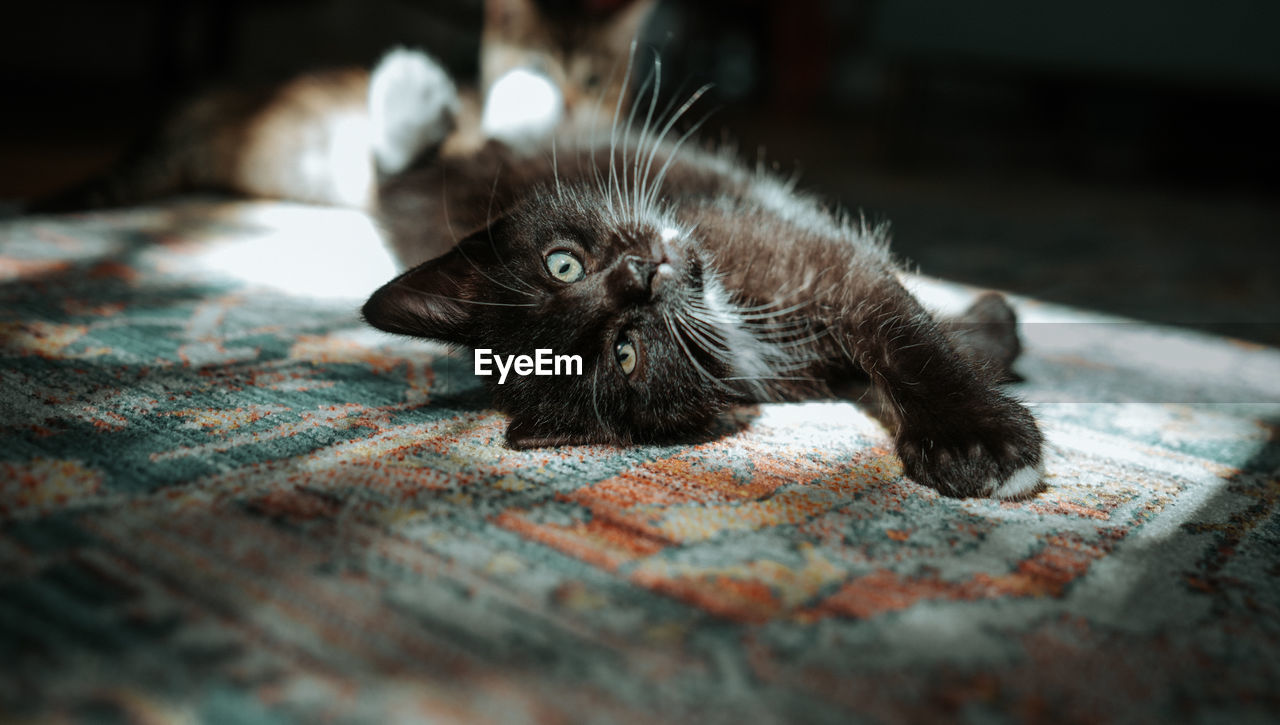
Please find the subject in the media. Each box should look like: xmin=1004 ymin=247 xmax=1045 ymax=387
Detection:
xmin=33 ymin=0 xmax=656 ymax=212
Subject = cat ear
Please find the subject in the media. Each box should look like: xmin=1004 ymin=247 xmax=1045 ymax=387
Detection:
xmin=505 ymin=415 xmax=598 ymax=449
xmin=602 ymin=0 xmax=658 ymax=49
xmin=362 ymin=242 xmax=485 ymax=345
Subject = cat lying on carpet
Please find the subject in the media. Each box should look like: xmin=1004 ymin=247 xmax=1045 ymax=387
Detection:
xmin=361 ymin=49 xmax=1045 ymax=500
xmin=31 ymin=0 xmax=1044 ymax=499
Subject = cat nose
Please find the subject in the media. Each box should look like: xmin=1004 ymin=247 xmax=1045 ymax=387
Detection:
xmin=613 ymin=256 xmax=657 ymax=301
xmin=627 ymin=257 xmax=657 ymax=289
xmin=651 ymin=262 xmax=677 ymax=294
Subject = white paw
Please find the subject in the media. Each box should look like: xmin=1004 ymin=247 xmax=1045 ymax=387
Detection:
xmin=369 ymin=47 xmax=459 ymax=175
xmin=481 ymin=68 xmax=563 ymax=151
xmin=986 ymin=464 xmax=1044 ymax=500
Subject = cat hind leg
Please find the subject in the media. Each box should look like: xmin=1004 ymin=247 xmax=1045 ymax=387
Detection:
xmin=369 ymin=48 xmax=460 ymax=175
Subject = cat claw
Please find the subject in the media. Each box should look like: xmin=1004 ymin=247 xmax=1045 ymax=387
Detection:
xmin=369 ymin=47 xmax=460 ymax=175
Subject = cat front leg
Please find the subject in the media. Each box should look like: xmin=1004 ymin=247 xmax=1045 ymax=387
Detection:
xmin=842 ymin=280 xmax=1045 ymax=499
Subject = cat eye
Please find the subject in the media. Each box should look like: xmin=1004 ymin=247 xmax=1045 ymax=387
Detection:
xmin=615 ymin=336 xmax=637 ymax=376
xmin=545 ymin=251 xmax=585 ymax=283
xmin=583 ymin=73 xmax=602 ymax=89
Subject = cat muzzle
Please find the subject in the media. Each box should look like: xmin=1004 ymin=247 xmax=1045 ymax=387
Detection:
xmin=651 ymin=263 xmax=677 ymax=295
xmin=610 ymin=256 xmax=659 ymax=302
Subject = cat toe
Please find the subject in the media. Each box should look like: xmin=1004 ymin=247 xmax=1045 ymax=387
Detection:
xmin=369 ymin=47 xmax=460 ymax=174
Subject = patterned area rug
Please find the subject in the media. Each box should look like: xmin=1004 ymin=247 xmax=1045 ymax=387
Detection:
xmin=2 ymin=201 xmax=1278 ymax=724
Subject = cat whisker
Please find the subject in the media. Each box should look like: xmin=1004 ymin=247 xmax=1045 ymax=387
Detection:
xmin=722 ymin=375 xmax=819 ymax=382
xmin=640 ymin=82 xmax=712 ymax=187
xmin=679 ymin=306 xmax=733 ymax=334
xmin=584 ymin=57 xmax=634 ymax=225
xmin=386 ymin=281 xmax=537 ymax=307
xmin=674 ymin=311 xmax=818 ymax=394
xmin=737 ymin=316 xmax=815 ymax=333
xmin=673 ymin=313 xmax=735 ymax=367
xmin=590 ymin=363 xmax=609 ymax=437
xmin=729 ymin=300 xmax=814 ymax=320
xmin=717 ymin=321 xmax=814 ymax=348
xmin=646 ymin=105 xmax=718 ymax=212
xmin=639 ymin=75 xmax=694 ymax=205
xmin=681 ymin=309 xmax=757 ymax=348
xmin=682 ymin=312 xmax=738 ymax=336
xmin=750 ymin=331 xmax=822 ymax=347
xmin=483 ymin=169 xmax=539 ymax=294
xmin=662 ymin=311 xmax=737 ymax=394
xmin=607 ymin=39 xmax=639 ymax=220
xmin=449 ymin=243 xmax=537 ymax=300
xmin=438 ymin=174 xmax=537 ymax=300
xmin=551 ymin=135 xmax=561 ymax=199
xmin=767 ymin=357 xmax=825 ymax=373
xmin=673 ymin=298 xmax=731 ymax=344
xmin=632 ymin=51 xmax=663 ymax=222
xmin=682 ymin=289 xmax=805 ymax=341
xmin=619 ymin=54 xmax=658 ymax=224
xmin=694 ymin=309 xmax=810 ymax=330
xmin=677 ymin=290 xmax=826 ymax=382
xmin=641 ymin=84 xmax=715 ymax=212
xmin=707 ymin=294 xmax=808 ymax=315
xmin=763 ymin=329 xmax=830 ymax=349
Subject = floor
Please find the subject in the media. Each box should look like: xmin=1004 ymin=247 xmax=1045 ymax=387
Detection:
xmin=3 ymin=199 xmax=1278 ymax=722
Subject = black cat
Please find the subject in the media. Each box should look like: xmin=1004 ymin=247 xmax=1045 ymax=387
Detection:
xmin=361 ymin=50 xmax=1045 ymax=500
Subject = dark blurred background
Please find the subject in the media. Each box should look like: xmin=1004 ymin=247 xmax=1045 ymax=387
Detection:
xmin=2 ymin=0 xmax=1277 ymax=341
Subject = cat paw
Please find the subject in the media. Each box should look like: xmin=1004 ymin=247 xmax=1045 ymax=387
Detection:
xmin=895 ymin=395 xmax=1045 ymax=499
xmin=369 ymin=47 xmax=460 ymax=174
xmin=481 ymin=68 xmax=564 ymax=151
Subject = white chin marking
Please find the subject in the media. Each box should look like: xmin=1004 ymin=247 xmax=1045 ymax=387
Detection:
xmin=369 ymin=48 xmax=458 ymax=175
xmin=481 ymin=69 xmax=563 ymax=149
xmin=660 ymin=226 xmax=680 ymax=242
xmin=988 ymin=464 xmax=1044 ymax=500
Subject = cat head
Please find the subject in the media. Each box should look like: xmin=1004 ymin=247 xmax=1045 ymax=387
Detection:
xmin=481 ymin=0 xmax=657 ymax=130
xmin=363 ymin=183 xmax=779 ymax=448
